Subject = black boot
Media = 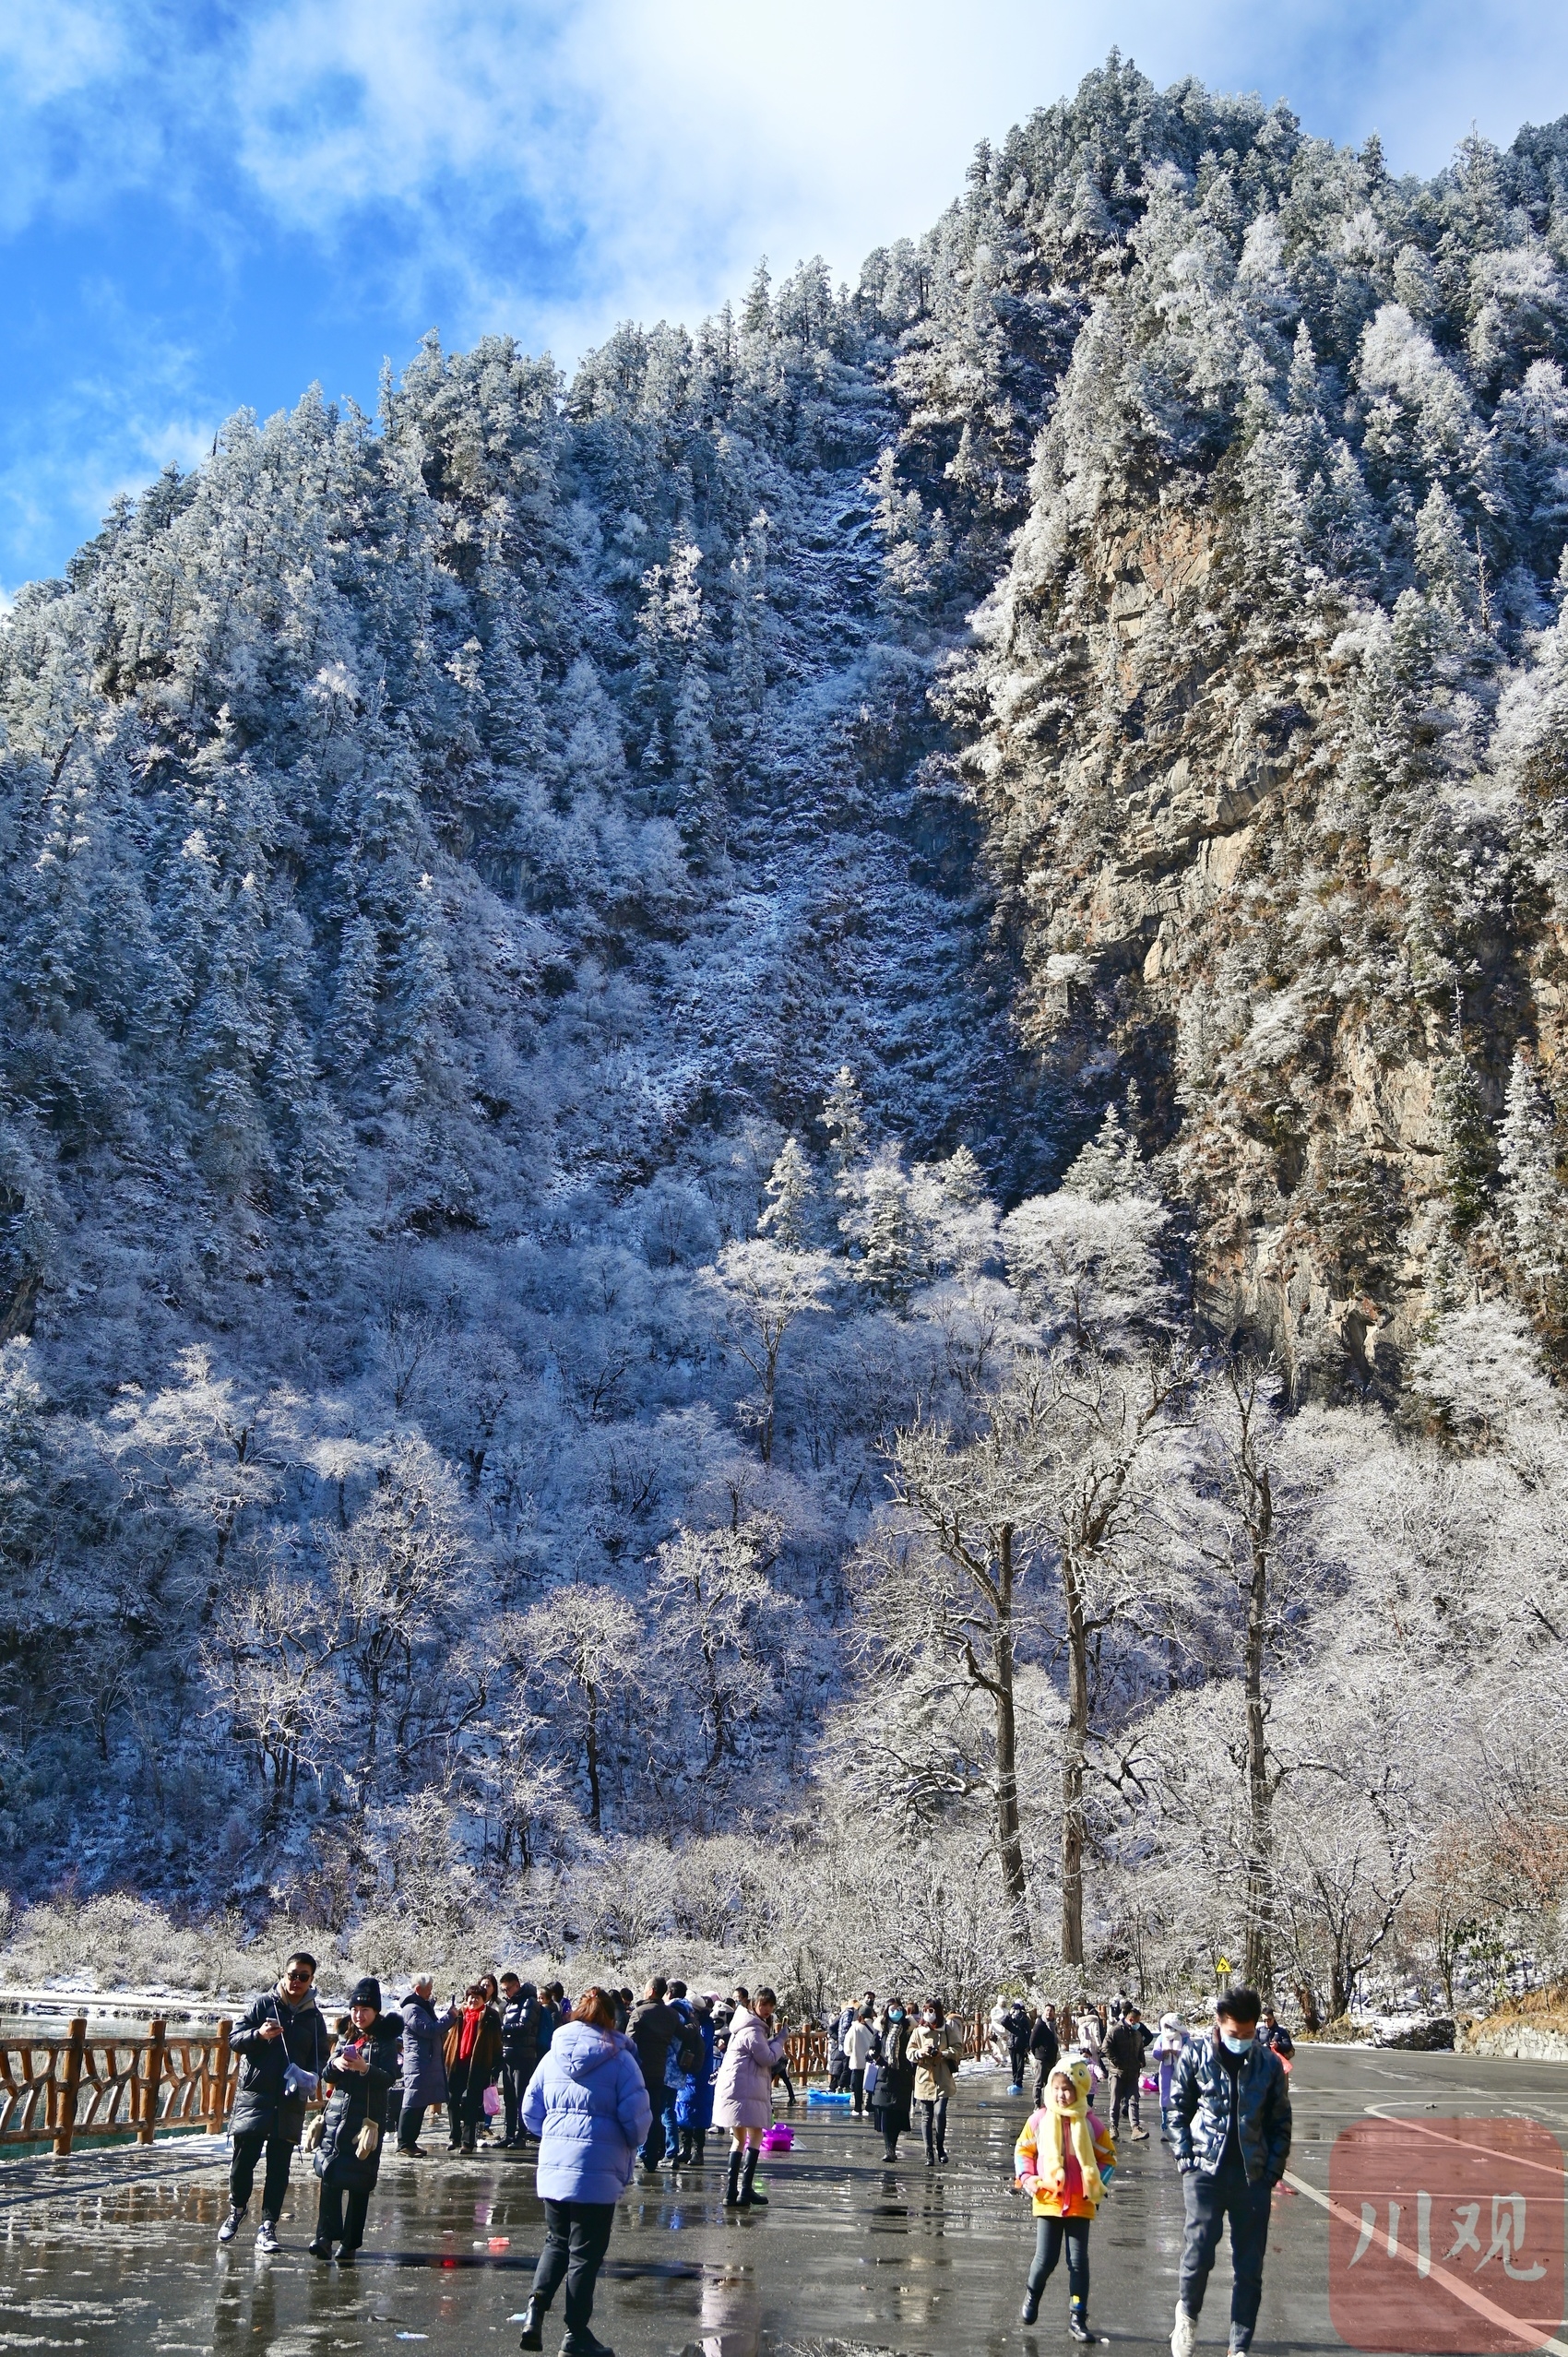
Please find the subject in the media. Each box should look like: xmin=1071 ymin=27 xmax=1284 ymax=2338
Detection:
xmin=1021 ymin=2289 xmax=1040 ymax=2325
xmin=517 ymin=2294 xmax=545 ymax=2351
xmin=1068 ymin=2304 xmax=1100 ymax=2344
xmin=694 ymin=2130 xmax=707 ymax=2163
xmin=724 ymin=2148 xmax=742 ymax=2206
xmin=560 ymin=2329 xmax=614 ymax=2357
xmin=739 ymin=2147 xmax=767 ymax=2208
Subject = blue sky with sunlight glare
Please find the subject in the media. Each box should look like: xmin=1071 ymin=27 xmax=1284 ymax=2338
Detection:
xmin=3 ymin=0 xmax=1567 ymax=591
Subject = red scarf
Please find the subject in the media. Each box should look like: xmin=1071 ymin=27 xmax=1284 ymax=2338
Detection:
xmin=458 ymin=2005 xmax=487 ymax=2063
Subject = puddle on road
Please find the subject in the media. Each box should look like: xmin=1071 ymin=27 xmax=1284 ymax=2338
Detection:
xmin=3 ymin=2051 xmax=1550 ymax=2355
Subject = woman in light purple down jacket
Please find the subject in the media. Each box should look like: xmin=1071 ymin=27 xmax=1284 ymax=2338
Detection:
xmin=711 ymin=1984 xmax=786 ymax=2210
xmin=517 ymin=1987 xmax=652 ymax=2357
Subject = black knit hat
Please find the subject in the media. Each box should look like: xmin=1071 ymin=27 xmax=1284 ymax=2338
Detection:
xmin=350 ymin=1977 xmax=382 ymax=2012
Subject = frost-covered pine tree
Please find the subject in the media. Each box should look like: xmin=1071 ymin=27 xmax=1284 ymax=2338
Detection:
xmin=1499 ymin=1047 xmax=1562 ymax=1296
xmin=757 ymin=1137 xmax=814 ymax=1248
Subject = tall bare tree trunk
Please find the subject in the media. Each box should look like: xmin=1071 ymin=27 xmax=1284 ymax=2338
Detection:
xmin=1242 ymin=1463 xmax=1274 ymax=1992
xmin=1062 ymin=1553 xmax=1088 ymax=1967
xmin=994 ymin=1526 xmax=1027 ymax=1912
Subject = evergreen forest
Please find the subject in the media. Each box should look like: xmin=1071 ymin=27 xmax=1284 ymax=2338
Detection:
xmin=6 ymin=56 xmax=1568 ymax=2020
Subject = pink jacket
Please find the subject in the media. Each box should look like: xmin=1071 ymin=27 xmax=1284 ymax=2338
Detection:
xmin=712 ymin=2007 xmax=785 ymax=2131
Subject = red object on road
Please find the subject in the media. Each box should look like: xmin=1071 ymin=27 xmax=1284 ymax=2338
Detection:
xmin=1328 ymin=2114 xmax=1563 ymax=2353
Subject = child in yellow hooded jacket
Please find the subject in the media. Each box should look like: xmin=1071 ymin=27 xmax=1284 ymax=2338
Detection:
xmin=1014 ymin=2054 xmax=1116 ymax=2339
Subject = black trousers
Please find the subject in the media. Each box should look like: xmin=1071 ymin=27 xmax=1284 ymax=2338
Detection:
xmin=1111 ymin=2069 xmax=1142 ymax=2130
xmin=849 ymin=2067 xmax=866 ymax=2114
xmin=315 ymin=2178 xmax=371 ymax=2252
xmin=1009 ymin=2039 xmax=1029 ymax=2086
xmin=532 ymin=2196 xmax=614 ymax=2332
xmin=446 ymin=2058 xmax=485 ymax=2147
xmin=502 ymin=2061 xmax=530 ymax=2142
xmin=920 ymin=2095 xmax=949 ymax=2157
xmin=398 ymin=2099 xmax=429 ymax=2151
xmin=1028 ymin=2215 xmax=1090 ymax=2305
xmin=230 ymin=2126 xmax=294 ymax=2220
xmin=1180 ymin=2155 xmax=1274 ymax=2346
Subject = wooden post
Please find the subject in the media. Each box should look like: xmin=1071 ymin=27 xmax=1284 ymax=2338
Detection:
xmin=208 ymin=2020 xmax=232 ymax=2137
xmin=139 ymin=2019 xmax=166 ymax=2146
xmin=53 ymin=2018 xmax=87 ymax=2158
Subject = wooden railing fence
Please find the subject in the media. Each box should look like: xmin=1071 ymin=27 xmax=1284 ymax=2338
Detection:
xmin=783 ymin=2011 xmax=992 ymax=2085
xmin=6 ymin=2007 xmax=1002 ymax=2157
xmin=0 ymin=2017 xmax=238 ymax=2155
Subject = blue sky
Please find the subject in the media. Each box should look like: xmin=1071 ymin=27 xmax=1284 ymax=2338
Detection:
xmin=3 ymin=0 xmax=1567 ymax=593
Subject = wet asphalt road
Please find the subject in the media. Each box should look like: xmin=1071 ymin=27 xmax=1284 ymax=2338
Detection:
xmin=0 ymin=2049 xmax=1562 ymax=2355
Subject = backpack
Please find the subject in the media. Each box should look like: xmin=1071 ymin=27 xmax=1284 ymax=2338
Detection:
xmin=676 ymin=2022 xmax=706 ymax=2077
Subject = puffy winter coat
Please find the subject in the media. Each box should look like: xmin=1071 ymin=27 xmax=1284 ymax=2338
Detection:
xmin=398 ymin=1993 xmax=455 ymax=2108
xmin=909 ymin=2020 xmax=959 ymax=2101
xmin=672 ymin=2011 xmax=716 ymax=2130
xmin=229 ymin=1989 xmax=333 ymax=2142
xmin=1105 ymin=2019 xmax=1145 ymax=2077
xmin=629 ymin=1996 xmax=681 ymax=2100
xmin=867 ymin=2018 xmax=913 ymax=2129
xmin=842 ymin=2018 xmax=877 ymax=2070
xmin=1029 ymin=2016 xmax=1060 ymax=2077
xmin=712 ymin=2006 xmax=785 ymax=2131
xmin=501 ymin=1990 xmax=540 ymax=2068
xmin=1170 ymin=2033 xmax=1292 ymax=2185
xmin=521 ymin=2021 xmax=652 ymax=2203
xmin=1015 ymin=2102 xmax=1116 ymax=2219
xmin=315 ymin=2019 xmax=399 ymax=2192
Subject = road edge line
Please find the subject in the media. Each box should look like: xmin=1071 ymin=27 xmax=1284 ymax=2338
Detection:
xmin=1282 ymin=2170 xmax=1568 ymax=2357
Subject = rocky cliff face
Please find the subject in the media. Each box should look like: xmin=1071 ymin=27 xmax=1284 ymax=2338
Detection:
xmin=899 ymin=77 xmax=1568 ymax=1393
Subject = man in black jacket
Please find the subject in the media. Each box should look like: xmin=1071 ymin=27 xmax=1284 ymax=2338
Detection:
xmin=629 ymin=1976 xmax=681 ymax=2172
xmin=220 ymin=1951 xmax=333 ymax=2252
xmin=498 ymin=1974 xmax=540 ymax=2149
xmin=1003 ymin=1998 xmax=1032 ymax=2093
xmin=1106 ymin=2005 xmax=1151 ymax=2140
xmin=1028 ymin=2004 xmax=1060 ymax=2103
xmin=1170 ymin=1988 xmax=1292 ymax=2357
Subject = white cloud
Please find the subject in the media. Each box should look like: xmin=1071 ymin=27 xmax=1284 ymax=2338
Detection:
xmin=227 ymin=0 xmax=1568 ymax=358
xmin=3 ymin=0 xmax=1568 ymax=579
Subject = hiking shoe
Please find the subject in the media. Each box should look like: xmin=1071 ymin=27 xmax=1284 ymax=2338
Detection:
xmin=218 ymin=2205 xmax=245 ymax=2244
xmin=255 ymin=2219 xmax=279 ymax=2256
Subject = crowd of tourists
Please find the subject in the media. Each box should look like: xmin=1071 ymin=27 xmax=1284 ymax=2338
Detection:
xmin=215 ymin=1953 xmax=1294 ymax=2357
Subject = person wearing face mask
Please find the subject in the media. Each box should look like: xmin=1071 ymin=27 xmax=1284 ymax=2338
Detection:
xmin=1014 ymin=2055 xmax=1116 ymax=2341
xmin=1170 ymin=1989 xmax=1292 ymax=2357
xmin=908 ymin=1998 xmax=960 ymax=2166
xmin=1152 ymin=2013 xmax=1188 ymax=2143
xmin=868 ymin=2000 xmax=915 ymax=2163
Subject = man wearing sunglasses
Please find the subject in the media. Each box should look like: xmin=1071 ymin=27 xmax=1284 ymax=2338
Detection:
xmin=220 ymin=1952 xmax=334 ymax=2253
